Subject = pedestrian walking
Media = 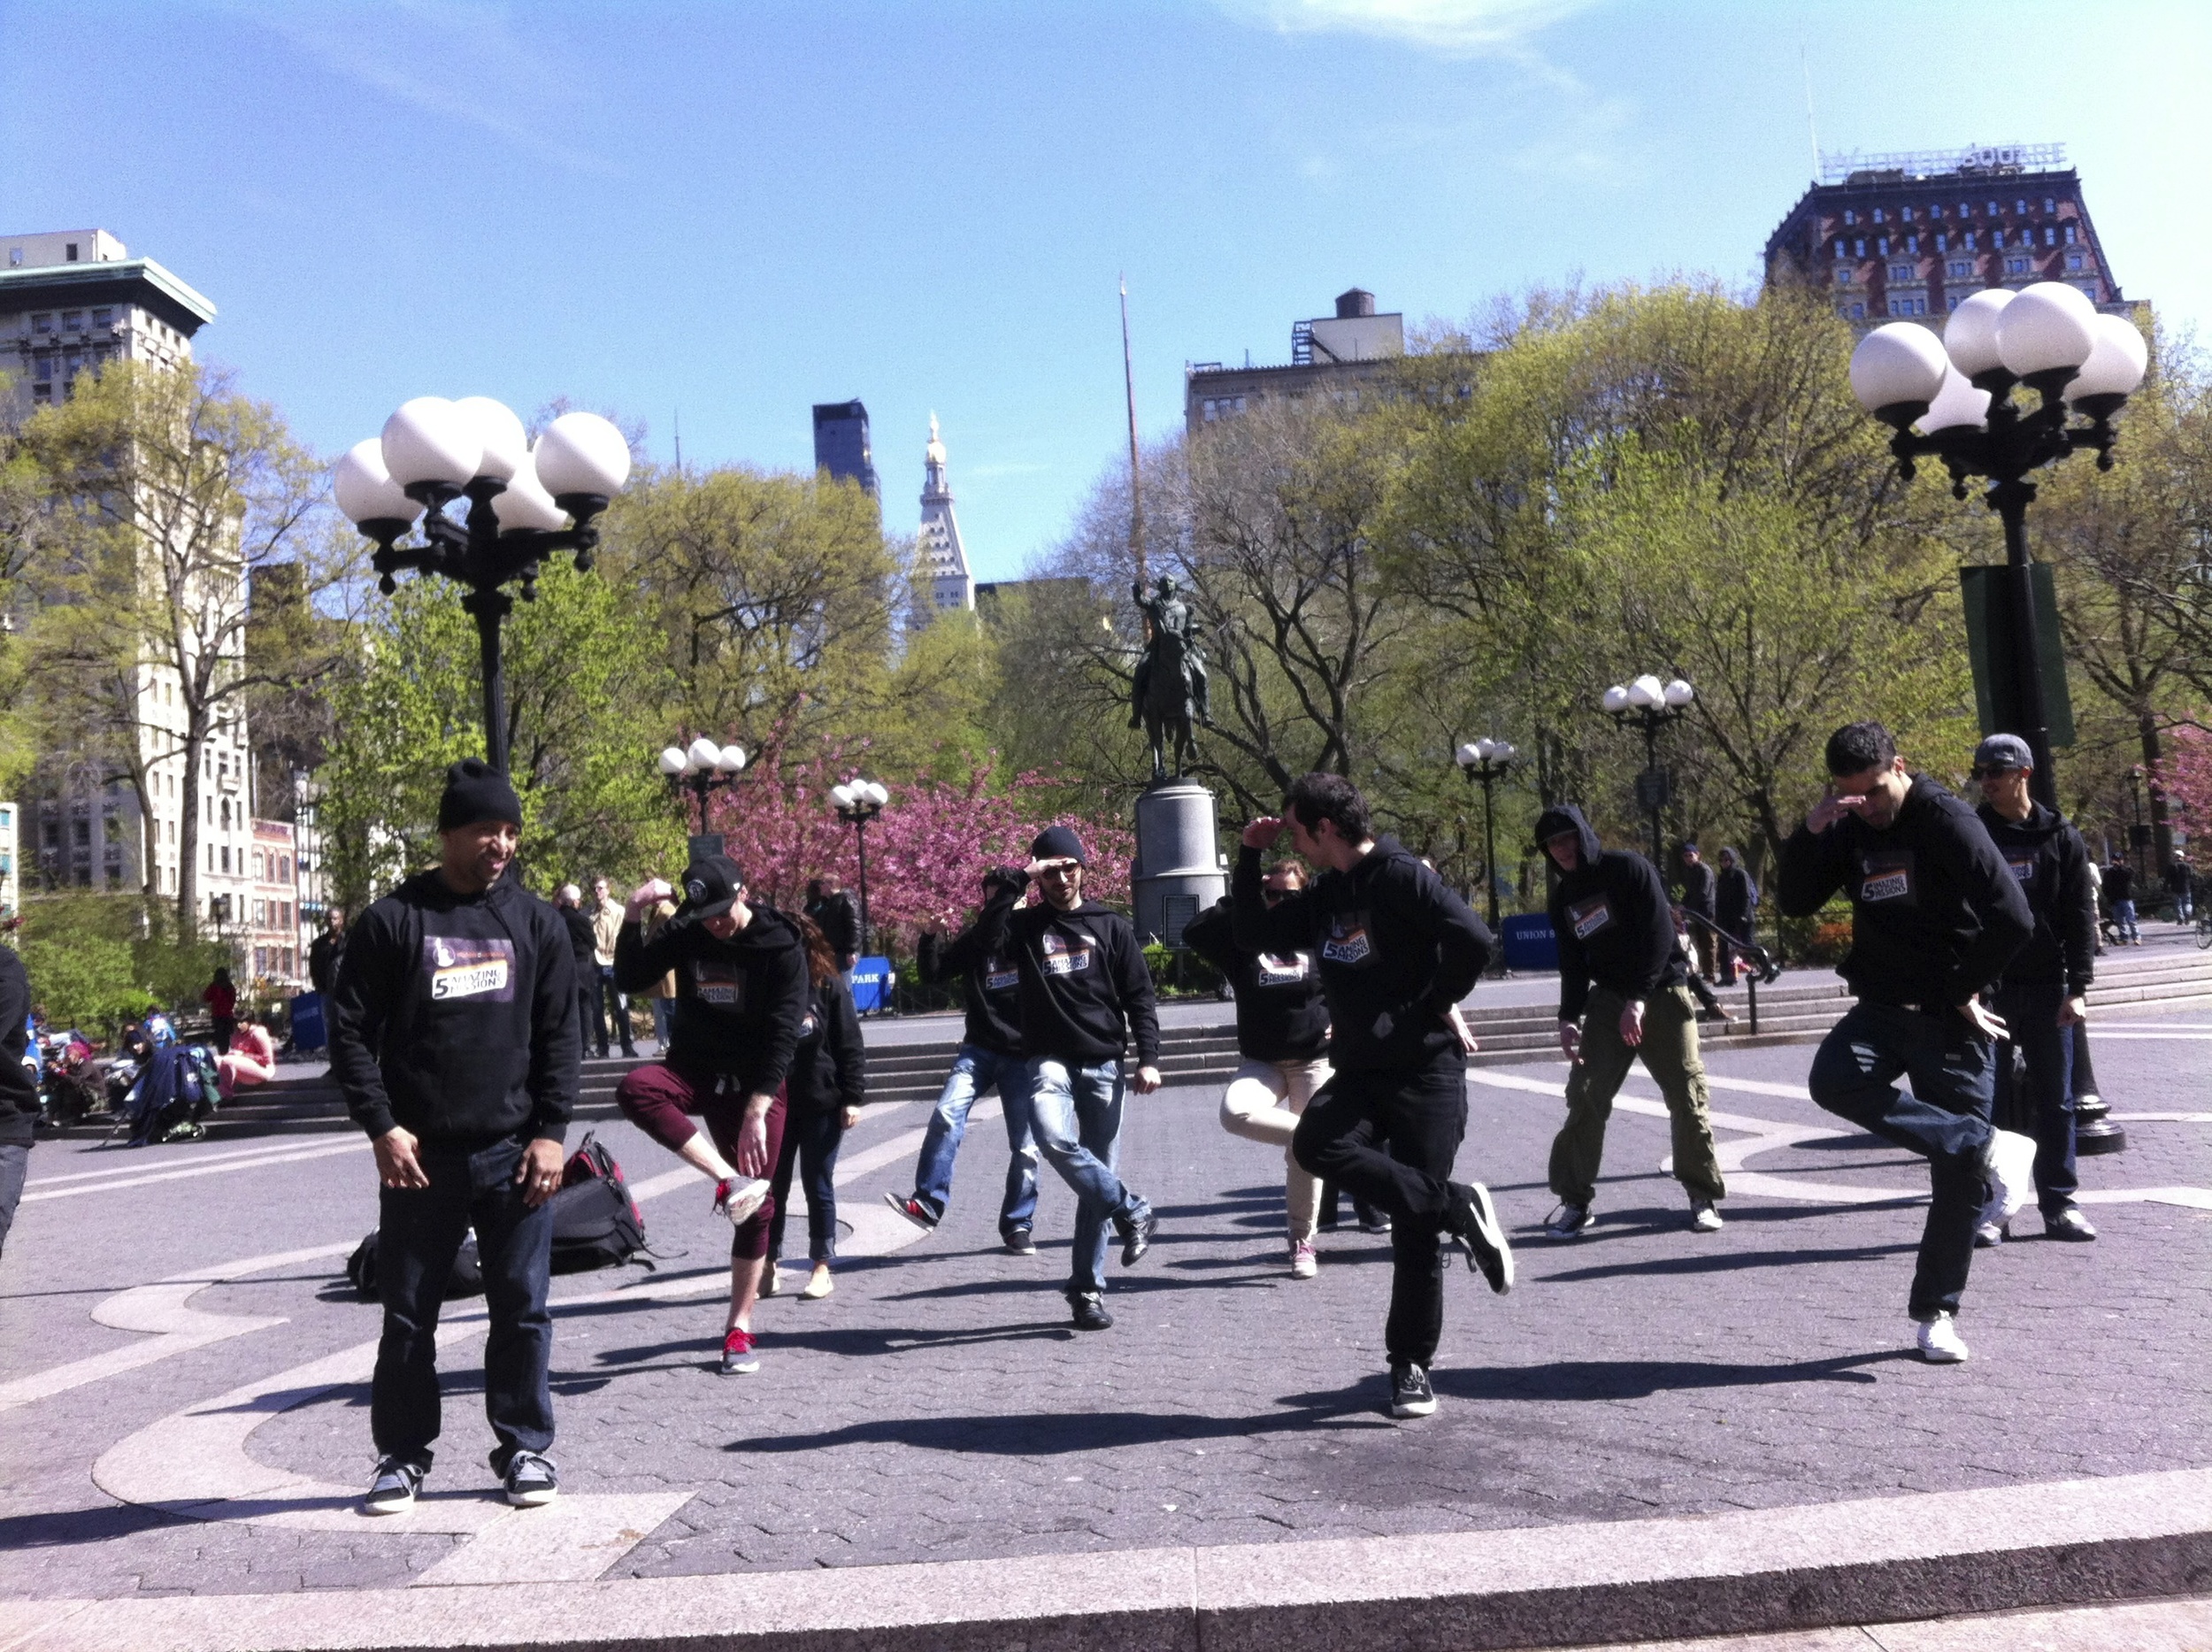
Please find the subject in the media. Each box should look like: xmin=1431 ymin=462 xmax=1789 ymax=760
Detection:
xmin=554 ymin=885 xmax=604 ymax=1057
xmin=611 ymin=855 xmax=806 ymax=1376
xmin=1715 ymin=848 xmax=1758 ymax=982
xmin=1776 ymin=721 xmax=2038 ymax=1365
xmin=1182 ymin=858 xmax=1334 ymax=1279
xmin=640 ymin=886 xmax=680 ymax=1049
xmin=1675 ymin=843 xmax=1721 ymax=982
xmin=2084 ymin=857 xmax=2105 ymax=956
xmin=2103 ymin=857 xmax=2139 ymax=945
xmin=1970 ymin=734 xmax=2099 ymax=1246
xmin=0 ymin=941 xmax=36 ymax=1267
xmin=885 ymin=864 xmax=1041 ymax=1253
xmin=805 ymin=874 xmax=862 ymax=979
xmin=1233 ymin=773 xmax=1510 ymax=1421
xmin=999 ymin=825 xmax=1162 ymax=1332
xmin=1538 ymin=804 xmax=1729 ymax=1238
xmin=764 ymin=912 xmax=866 ymax=1301
xmin=308 ymin=908 xmax=347 ymax=995
xmin=2164 ymin=850 xmax=2194 ymax=925
xmin=592 ymin=878 xmax=639 ymax=1059
xmin=202 ymin=967 xmax=238 ymax=1055
xmin=327 ymin=758 xmax=580 ymax=1514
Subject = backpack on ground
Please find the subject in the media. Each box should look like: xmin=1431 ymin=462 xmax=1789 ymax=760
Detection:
xmin=345 ymin=1231 xmax=483 ymax=1302
xmin=549 ymin=1131 xmax=649 ymax=1275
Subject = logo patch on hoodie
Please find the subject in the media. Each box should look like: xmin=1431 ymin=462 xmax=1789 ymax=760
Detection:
xmin=423 ymin=935 xmax=515 ymax=1003
xmin=1041 ymin=930 xmax=1094 ymax=977
xmin=1320 ymin=916 xmax=1372 ymax=965
xmin=1255 ymin=950 xmax=1312 ymax=986
xmin=692 ymin=957 xmax=744 ymax=1007
xmin=983 ymin=955 xmax=1020 ymax=994
xmin=1860 ymin=851 xmax=1916 ymax=904
xmin=2006 ymin=854 xmax=2036 ymax=883
xmin=1567 ymin=895 xmax=1613 ymax=941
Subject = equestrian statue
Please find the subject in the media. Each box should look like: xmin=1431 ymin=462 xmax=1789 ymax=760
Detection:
xmin=1129 ymin=574 xmax=1213 ymax=784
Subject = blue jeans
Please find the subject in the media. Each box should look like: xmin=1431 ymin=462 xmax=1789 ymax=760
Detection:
xmin=1994 ymin=983 xmax=2077 ymax=1213
xmin=1030 ymin=1057 xmax=1141 ymax=1295
xmin=650 ymin=996 xmax=672 ymax=1049
xmin=911 ymin=1044 xmax=1039 ymax=1237
xmin=2112 ymin=899 xmax=2138 ymax=941
xmin=768 ymin=1107 xmax=846 ymax=1262
xmin=1809 ymin=1002 xmax=1996 ymax=1321
xmin=372 ymin=1135 xmax=554 ymax=1470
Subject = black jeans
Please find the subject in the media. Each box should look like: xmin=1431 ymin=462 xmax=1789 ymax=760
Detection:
xmin=1994 ymin=983 xmax=2077 ymax=1213
xmin=1808 ymin=1002 xmax=1995 ymax=1321
xmin=0 ymin=1141 xmax=28 ymax=1264
xmin=600 ymin=965 xmax=636 ymax=1057
xmin=580 ymin=980 xmax=608 ymax=1059
xmin=372 ymin=1135 xmax=555 ymax=1471
xmin=767 ymin=1106 xmax=846 ymax=1263
xmin=1292 ymin=1061 xmax=1468 ymax=1369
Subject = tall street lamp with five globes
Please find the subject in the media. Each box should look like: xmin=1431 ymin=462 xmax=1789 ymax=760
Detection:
xmin=658 ymin=738 xmax=749 ymax=840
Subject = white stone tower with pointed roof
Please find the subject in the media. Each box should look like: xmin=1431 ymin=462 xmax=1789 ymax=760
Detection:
xmin=917 ymin=413 xmax=974 ymax=619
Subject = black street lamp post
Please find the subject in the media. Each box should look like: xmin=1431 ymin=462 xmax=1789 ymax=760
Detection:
xmin=334 ymin=398 xmax=633 ymax=773
xmin=658 ymin=738 xmax=748 ymax=840
xmin=1454 ymin=738 xmax=1517 ymax=932
xmin=1601 ymin=674 xmax=1694 ymax=867
xmin=2125 ymin=765 xmax=2152 ymax=860
xmin=1849 ymin=285 xmax=2148 ymax=811
xmin=831 ymin=779 xmax=888 ymax=958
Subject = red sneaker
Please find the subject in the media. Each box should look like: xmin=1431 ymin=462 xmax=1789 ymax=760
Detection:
xmin=719 ymin=1326 xmax=760 ymax=1375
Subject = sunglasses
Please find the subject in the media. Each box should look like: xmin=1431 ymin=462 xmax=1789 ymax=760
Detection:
xmin=1970 ymin=765 xmax=2024 ymax=780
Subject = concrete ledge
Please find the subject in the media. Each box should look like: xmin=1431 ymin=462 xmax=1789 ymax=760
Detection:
xmin=16 ymin=1468 xmax=2212 ymax=1652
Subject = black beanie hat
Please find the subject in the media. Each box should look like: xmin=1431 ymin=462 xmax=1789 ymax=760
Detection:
xmin=437 ymin=758 xmax=524 ymax=832
xmin=1029 ymin=824 xmax=1087 ymax=867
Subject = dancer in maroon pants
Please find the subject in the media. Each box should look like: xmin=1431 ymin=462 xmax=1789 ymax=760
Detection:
xmin=613 ymin=856 xmax=809 ymax=1375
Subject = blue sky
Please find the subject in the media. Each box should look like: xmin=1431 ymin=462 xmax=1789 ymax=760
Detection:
xmin=5 ymin=2 xmax=2208 ymax=582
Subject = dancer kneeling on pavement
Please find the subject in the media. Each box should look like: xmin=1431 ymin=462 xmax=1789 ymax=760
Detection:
xmin=1002 ymin=826 xmax=1163 ymax=1332
xmin=330 ymin=760 xmax=580 ymax=1514
xmin=1233 ymin=773 xmax=1509 ymax=1421
xmin=886 ymin=864 xmax=1041 ymax=1252
xmin=611 ymin=856 xmax=808 ymax=1376
xmin=1537 ymin=804 xmax=1729 ymax=1239
xmin=1182 ymin=858 xmax=1333 ymax=1279
xmin=1777 ymin=721 xmax=2037 ymax=1365
xmin=764 ymin=911 xmax=867 ymax=1301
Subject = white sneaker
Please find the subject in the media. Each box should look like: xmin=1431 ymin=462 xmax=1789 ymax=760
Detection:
xmin=800 ymin=1265 xmax=834 ymax=1300
xmin=714 ymin=1176 xmax=770 ymax=1228
xmin=1290 ymin=1241 xmax=1317 ymax=1279
xmin=1915 ymin=1312 xmax=1970 ymax=1364
xmin=1972 ymin=1220 xmax=2006 ymax=1249
xmin=1979 ymin=1129 xmax=2037 ymax=1227
xmin=1689 ymin=1199 xmax=1724 ymax=1233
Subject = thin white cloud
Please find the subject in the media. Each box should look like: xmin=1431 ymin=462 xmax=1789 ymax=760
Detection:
xmin=1217 ymin=0 xmax=1594 ymax=54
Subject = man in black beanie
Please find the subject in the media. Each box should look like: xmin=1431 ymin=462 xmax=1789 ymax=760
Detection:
xmin=330 ymin=757 xmax=580 ymax=1515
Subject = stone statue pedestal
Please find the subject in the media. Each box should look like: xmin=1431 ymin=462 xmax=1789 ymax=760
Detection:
xmin=1133 ymin=778 xmax=1225 ymax=948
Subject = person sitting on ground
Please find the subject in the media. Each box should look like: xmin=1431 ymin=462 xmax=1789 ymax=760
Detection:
xmin=216 ymin=1019 xmax=279 ymax=1099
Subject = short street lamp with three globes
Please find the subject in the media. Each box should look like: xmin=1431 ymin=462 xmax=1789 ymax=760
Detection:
xmin=1601 ymin=675 xmax=1695 ymax=866
xmin=1848 ymin=282 xmax=2148 ymax=808
xmin=658 ymin=738 xmax=749 ymax=838
xmin=333 ymin=396 xmax=633 ymax=773
xmin=1454 ymin=738 xmax=1517 ymax=932
xmin=830 ymin=779 xmax=889 ymax=960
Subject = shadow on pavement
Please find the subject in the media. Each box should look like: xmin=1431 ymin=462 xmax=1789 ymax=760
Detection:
xmin=0 ymin=1503 xmax=194 ymax=1548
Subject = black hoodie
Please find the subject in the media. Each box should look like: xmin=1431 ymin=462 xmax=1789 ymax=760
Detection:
xmin=1182 ymin=895 xmax=1330 ymax=1064
xmin=995 ymin=895 xmax=1161 ymax=1067
xmin=0 ymin=946 xmax=35 ymax=1148
xmin=614 ymin=902 xmax=810 ymax=1095
xmin=1534 ymin=804 xmax=1685 ymax=1024
xmin=787 ymin=972 xmax=867 ymax=1114
xmin=1976 ymin=801 xmax=2096 ymax=996
xmin=1233 ymin=834 xmax=1493 ymax=1076
xmin=1777 ymin=774 xmax=2032 ymax=1007
xmin=330 ymin=869 xmax=580 ymax=1145
xmin=918 ymin=874 xmax=1025 ymax=1057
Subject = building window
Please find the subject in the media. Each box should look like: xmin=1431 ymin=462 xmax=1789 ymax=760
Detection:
xmin=1948 ymin=259 xmax=1973 ymax=279
xmin=1871 ymin=207 xmax=1885 ymax=224
xmin=1964 ymin=232 xmax=1977 ymax=250
xmin=1889 ymin=263 xmax=1915 ymax=281
xmin=1935 ymin=233 xmax=1947 ymax=252
xmin=1842 ymin=209 xmax=1856 ymax=226
xmin=1834 ymin=238 xmax=1847 ymax=257
xmin=1987 ymin=201 xmax=1999 ymax=216
xmin=1876 ymin=236 xmax=1888 ymax=256
xmin=221 ymin=846 xmax=231 ymax=873
xmin=1993 ymin=229 xmax=2006 ymax=249
xmin=2079 ymin=284 xmax=2098 ymax=301
xmin=2043 ymin=197 xmax=2055 ymax=214
xmin=280 ymin=857 xmax=291 ymax=880
xmin=33 ymin=356 xmax=50 ymax=383
xmin=1887 ymin=297 xmax=1927 ymax=317
xmin=2064 ymin=225 xmax=2078 ymax=245
xmin=61 ymin=310 xmax=82 ymax=331
xmin=1960 ymin=202 xmax=1972 ymax=216
xmin=1900 ymin=206 xmax=1914 ymax=222
xmin=91 ymin=307 xmax=111 ymax=329
xmin=1849 ymin=303 xmax=1864 ymax=319
xmin=2006 ymin=256 xmax=2032 ymax=275
xmin=2042 ymin=227 xmax=2055 ymax=246
xmin=1854 ymin=238 xmax=1865 ymax=257
xmin=2066 ymin=252 xmax=2085 ymax=272
xmin=2016 ymin=198 xmax=2027 ymax=215
xmin=1835 ymin=266 xmax=1852 ymax=286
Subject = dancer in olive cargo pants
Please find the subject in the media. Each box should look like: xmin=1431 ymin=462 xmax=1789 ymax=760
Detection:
xmin=1548 ymin=983 xmax=1724 ymax=1220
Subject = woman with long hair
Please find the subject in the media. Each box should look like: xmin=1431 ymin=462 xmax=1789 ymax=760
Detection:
xmin=764 ymin=911 xmax=866 ymax=1299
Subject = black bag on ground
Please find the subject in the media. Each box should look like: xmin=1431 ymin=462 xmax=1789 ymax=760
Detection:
xmin=549 ymin=1132 xmax=649 ymax=1275
xmin=345 ymin=1231 xmax=482 ymax=1302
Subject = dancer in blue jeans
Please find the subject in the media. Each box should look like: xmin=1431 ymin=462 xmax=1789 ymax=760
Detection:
xmin=1778 ymin=722 xmax=2039 ymax=1365
xmin=998 ymin=826 xmax=1162 ymax=1331
xmin=887 ymin=864 xmax=1041 ymax=1252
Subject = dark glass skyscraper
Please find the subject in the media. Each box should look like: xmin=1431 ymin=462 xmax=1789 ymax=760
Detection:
xmin=811 ymin=399 xmax=879 ymax=500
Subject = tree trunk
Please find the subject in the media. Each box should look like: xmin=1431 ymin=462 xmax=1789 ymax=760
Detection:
xmin=177 ymin=723 xmax=206 ymax=941
xmin=2139 ymin=712 xmax=2175 ymax=871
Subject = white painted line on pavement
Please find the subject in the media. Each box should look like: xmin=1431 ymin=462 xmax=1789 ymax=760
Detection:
xmin=408 ymin=1492 xmax=695 ymax=1587
xmin=21 ymin=1140 xmax=367 ymax=1203
xmin=26 ymin=1137 xmax=358 ymax=1189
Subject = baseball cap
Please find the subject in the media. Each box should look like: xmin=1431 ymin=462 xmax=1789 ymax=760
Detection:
xmin=678 ymin=855 xmax=747 ymax=918
xmin=1972 ymin=734 xmax=2033 ymax=773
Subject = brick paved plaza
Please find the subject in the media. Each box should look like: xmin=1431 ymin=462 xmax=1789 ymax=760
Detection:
xmin=2 ymin=980 xmax=2208 ymax=1645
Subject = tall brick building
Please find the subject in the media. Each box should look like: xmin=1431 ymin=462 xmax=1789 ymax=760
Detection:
xmin=1763 ymin=143 xmax=2131 ymax=326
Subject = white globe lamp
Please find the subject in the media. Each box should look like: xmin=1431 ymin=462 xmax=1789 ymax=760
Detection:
xmin=380 ymin=397 xmax=482 ymax=490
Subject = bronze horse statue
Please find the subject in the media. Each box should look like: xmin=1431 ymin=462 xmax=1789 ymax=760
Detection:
xmin=1134 ymin=622 xmax=1201 ymax=784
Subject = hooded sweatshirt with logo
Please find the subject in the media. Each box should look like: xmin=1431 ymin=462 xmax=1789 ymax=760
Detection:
xmin=330 ymin=869 xmax=580 ymax=1145
xmin=989 ymin=895 xmax=1161 ymax=1068
xmin=918 ymin=873 xmax=1026 ymax=1057
xmin=1182 ymin=894 xmax=1329 ymax=1064
xmin=1777 ymin=774 xmax=2032 ymax=1007
xmin=614 ymin=903 xmax=809 ymax=1096
xmin=787 ymin=972 xmax=867 ymax=1114
xmin=1534 ymin=804 xmax=1685 ymax=1025
xmin=1232 ymin=834 xmax=1494 ymax=1076
xmin=1975 ymin=801 xmax=2095 ymax=997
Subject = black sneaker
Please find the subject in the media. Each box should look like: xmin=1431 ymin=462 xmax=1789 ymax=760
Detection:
xmin=883 ymin=1193 xmax=940 ymax=1231
xmin=1444 ymin=1181 xmax=1515 ymax=1295
xmin=1115 ymin=1200 xmax=1156 ymax=1266
xmin=362 ymin=1456 xmax=426 ymax=1515
xmin=502 ymin=1450 xmax=559 ymax=1508
xmin=1069 ymin=1290 xmax=1114 ymax=1331
xmin=1355 ymin=1199 xmax=1393 ymax=1235
xmin=1002 ymin=1226 xmax=1037 ymax=1256
xmin=1390 ymin=1363 xmax=1437 ymax=1418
